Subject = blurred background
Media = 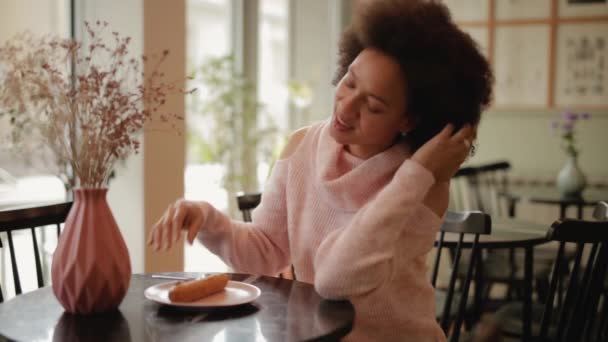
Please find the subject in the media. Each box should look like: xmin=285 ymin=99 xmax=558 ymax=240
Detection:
xmin=1 ymin=0 xmax=607 ymax=300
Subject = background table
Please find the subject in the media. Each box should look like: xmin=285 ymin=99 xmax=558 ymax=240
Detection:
xmin=439 ymin=218 xmax=549 ymax=342
xmin=0 ymin=273 xmax=354 ymax=341
xmin=500 ymin=185 xmax=608 ymax=219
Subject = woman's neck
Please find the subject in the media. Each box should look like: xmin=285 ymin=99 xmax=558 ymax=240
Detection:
xmin=346 ymin=137 xmax=409 ymax=160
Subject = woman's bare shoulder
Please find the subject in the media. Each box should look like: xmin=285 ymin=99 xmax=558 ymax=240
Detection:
xmin=278 ymin=126 xmax=310 ymax=160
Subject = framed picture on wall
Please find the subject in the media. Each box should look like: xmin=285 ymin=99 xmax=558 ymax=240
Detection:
xmin=454 ymin=0 xmax=608 ymax=110
xmin=494 ymin=25 xmax=550 ymax=107
xmin=556 ymin=22 xmax=608 ymax=107
xmin=495 ymin=0 xmax=551 ymax=20
xmin=445 ymin=0 xmax=488 ymax=22
xmin=559 ymin=0 xmax=608 ymax=17
xmin=567 ymin=0 xmax=606 ymax=4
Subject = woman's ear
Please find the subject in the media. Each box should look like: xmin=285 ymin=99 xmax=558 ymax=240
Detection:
xmin=398 ymin=115 xmax=417 ymax=134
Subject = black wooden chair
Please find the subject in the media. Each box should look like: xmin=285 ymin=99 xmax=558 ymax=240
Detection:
xmin=0 ymin=202 xmax=72 ymax=302
xmin=450 ymin=161 xmax=511 ymax=215
xmin=494 ymin=201 xmax=608 ymax=341
xmin=451 ymin=161 xmax=554 ymax=309
xmin=236 ymin=192 xmax=262 ymax=222
xmin=595 ymin=201 xmax=608 ymax=221
xmin=593 ymin=201 xmax=608 ymax=341
xmin=432 ymin=211 xmax=492 ymax=342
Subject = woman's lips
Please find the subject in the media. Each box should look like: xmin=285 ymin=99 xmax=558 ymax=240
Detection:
xmin=334 ymin=115 xmax=352 ymax=132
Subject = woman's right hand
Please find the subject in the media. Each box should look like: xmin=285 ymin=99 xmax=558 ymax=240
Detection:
xmin=147 ymin=199 xmax=210 ymax=251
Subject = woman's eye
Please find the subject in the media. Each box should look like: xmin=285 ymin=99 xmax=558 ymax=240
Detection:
xmin=368 ymin=106 xmax=381 ymax=114
xmin=367 ymin=102 xmax=383 ymax=113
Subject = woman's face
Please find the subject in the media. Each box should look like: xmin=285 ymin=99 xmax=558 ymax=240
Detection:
xmin=330 ymin=48 xmax=412 ymax=159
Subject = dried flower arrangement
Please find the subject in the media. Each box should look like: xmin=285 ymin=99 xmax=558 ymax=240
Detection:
xmin=0 ymin=21 xmax=192 ymax=188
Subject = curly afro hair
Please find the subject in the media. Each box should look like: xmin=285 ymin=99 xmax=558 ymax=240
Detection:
xmin=334 ymin=0 xmax=494 ymax=150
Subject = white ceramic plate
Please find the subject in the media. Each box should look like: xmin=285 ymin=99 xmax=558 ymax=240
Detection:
xmin=144 ymin=280 xmax=261 ymax=308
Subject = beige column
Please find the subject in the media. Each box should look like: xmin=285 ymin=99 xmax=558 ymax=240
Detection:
xmin=143 ymin=0 xmax=186 ymax=272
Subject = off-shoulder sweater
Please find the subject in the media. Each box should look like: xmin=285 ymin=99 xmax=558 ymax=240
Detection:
xmin=197 ymin=120 xmax=446 ymax=341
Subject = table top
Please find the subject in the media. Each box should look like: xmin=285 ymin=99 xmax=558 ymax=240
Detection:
xmin=440 ymin=217 xmax=549 ymax=249
xmin=500 ymin=185 xmax=608 ymax=206
xmin=0 ymin=273 xmax=354 ymax=342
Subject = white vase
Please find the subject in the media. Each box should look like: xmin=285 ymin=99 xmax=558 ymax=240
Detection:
xmin=556 ymin=155 xmax=587 ymax=197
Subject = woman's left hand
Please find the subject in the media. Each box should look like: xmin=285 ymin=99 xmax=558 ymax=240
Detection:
xmin=411 ymin=123 xmax=475 ymax=182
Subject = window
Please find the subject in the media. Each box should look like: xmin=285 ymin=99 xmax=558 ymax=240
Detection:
xmin=184 ymin=0 xmax=233 ymax=272
xmin=183 ymin=0 xmax=289 ymax=273
xmin=258 ymin=0 xmax=289 ymax=133
xmin=0 ymin=0 xmax=70 ymax=300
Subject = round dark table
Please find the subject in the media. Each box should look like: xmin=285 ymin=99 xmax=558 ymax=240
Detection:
xmin=0 ymin=273 xmax=354 ymax=341
xmin=500 ymin=185 xmax=608 ymax=219
xmin=439 ymin=218 xmax=549 ymax=342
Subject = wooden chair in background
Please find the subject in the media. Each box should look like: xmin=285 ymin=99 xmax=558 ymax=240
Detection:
xmin=451 ymin=161 xmax=554 ymax=310
xmin=493 ymin=201 xmax=608 ymax=341
xmin=0 ymin=202 xmax=72 ymax=302
xmin=236 ymin=192 xmax=262 ymax=222
xmin=431 ymin=210 xmax=492 ymax=342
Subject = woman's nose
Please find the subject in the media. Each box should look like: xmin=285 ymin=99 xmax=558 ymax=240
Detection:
xmin=338 ymin=94 xmax=360 ymax=121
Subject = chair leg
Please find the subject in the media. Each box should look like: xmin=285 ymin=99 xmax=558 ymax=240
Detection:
xmin=6 ymin=230 xmax=22 ymax=295
xmin=535 ymin=275 xmax=549 ymax=304
xmin=599 ymin=295 xmax=608 ymax=341
xmin=473 ymin=259 xmax=485 ymax=323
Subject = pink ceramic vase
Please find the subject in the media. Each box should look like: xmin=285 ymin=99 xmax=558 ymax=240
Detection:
xmin=52 ymin=188 xmax=131 ymax=314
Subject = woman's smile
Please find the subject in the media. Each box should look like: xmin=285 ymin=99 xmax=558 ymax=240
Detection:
xmin=333 ymin=114 xmax=353 ymax=132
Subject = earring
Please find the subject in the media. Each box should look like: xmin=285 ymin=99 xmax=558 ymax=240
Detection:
xmin=469 ymin=142 xmax=477 ymax=156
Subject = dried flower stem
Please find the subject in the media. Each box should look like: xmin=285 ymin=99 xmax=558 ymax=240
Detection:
xmin=0 ymin=21 xmax=189 ymax=188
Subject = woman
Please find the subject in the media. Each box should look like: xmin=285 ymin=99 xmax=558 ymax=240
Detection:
xmin=148 ymin=0 xmax=493 ymax=340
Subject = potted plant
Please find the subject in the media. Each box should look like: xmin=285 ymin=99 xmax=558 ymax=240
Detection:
xmin=187 ymin=55 xmax=276 ymax=217
xmin=551 ymin=110 xmax=590 ymax=197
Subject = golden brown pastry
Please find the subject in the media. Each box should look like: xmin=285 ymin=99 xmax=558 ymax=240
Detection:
xmin=168 ymin=274 xmax=230 ymax=302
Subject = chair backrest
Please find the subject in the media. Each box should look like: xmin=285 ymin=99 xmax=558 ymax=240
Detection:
xmin=450 ymin=161 xmax=511 ymax=217
xmin=539 ymin=206 xmax=608 ymax=341
xmin=450 ymin=166 xmax=479 ymax=212
xmin=236 ymin=192 xmax=261 ymax=222
xmin=431 ymin=211 xmax=492 ymax=341
xmin=594 ymin=201 xmax=608 ymax=221
xmin=476 ymin=161 xmax=511 ymax=215
xmin=0 ymin=202 xmax=72 ymax=302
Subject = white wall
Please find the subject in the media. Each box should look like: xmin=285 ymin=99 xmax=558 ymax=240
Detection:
xmin=289 ymin=0 xmax=339 ymax=127
xmin=0 ymin=0 xmax=69 ymax=41
xmin=77 ymin=0 xmax=147 ymax=274
xmin=473 ymin=110 xmax=608 ymax=181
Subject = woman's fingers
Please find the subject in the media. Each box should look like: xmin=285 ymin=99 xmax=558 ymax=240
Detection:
xmin=172 ymin=201 xmax=188 ymax=244
xmin=159 ymin=205 xmax=174 ymax=250
xmin=450 ymin=124 xmax=473 ymax=142
xmin=150 ymin=220 xmax=163 ymax=251
xmin=147 ymin=218 xmax=161 ymax=246
xmin=449 ymin=124 xmax=476 ymax=158
xmin=147 ymin=200 xmax=208 ymax=251
xmin=152 ymin=213 xmax=167 ymax=250
xmin=437 ymin=123 xmax=455 ymax=141
xmin=187 ymin=214 xmax=204 ymax=245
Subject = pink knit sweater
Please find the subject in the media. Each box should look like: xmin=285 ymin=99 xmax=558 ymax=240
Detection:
xmin=198 ymin=120 xmax=446 ymax=341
